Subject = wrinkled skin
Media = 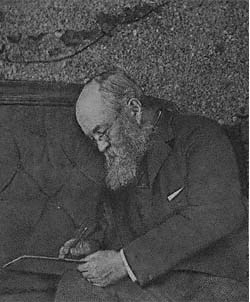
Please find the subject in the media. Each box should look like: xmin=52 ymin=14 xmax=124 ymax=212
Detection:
xmin=58 ymin=238 xmax=99 ymax=259
xmin=78 ymin=250 xmax=127 ymax=287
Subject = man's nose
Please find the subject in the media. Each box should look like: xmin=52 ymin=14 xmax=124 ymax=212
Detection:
xmin=97 ymin=140 xmax=110 ymax=152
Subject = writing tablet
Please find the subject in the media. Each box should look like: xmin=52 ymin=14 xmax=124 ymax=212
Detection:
xmin=3 ymin=255 xmax=85 ymax=275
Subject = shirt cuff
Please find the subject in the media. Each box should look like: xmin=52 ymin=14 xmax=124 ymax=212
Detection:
xmin=120 ymin=249 xmax=137 ymax=282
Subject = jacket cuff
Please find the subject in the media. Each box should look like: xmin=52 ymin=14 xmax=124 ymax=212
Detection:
xmin=120 ymin=249 xmax=137 ymax=282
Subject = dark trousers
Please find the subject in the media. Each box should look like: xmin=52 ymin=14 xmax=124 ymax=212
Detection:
xmin=0 ymin=270 xmax=57 ymax=302
xmin=55 ymin=270 xmax=248 ymax=302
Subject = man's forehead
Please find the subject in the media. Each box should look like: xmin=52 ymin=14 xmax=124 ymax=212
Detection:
xmin=76 ymin=80 xmax=115 ymax=135
xmin=78 ymin=80 xmax=101 ymax=109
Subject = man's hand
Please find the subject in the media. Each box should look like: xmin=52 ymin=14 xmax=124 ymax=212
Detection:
xmin=78 ymin=250 xmax=128 ymax=287
xmin=58 ymin=238 xmax=98 ymax=259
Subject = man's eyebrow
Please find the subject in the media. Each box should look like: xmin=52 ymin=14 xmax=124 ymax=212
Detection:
xmin=92 ymin=124 xmax=110 ymax=134
xmin=92 ymin=125 xmax=101 ymax=134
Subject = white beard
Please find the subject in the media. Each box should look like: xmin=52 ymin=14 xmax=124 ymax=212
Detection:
xmin=104 ymin=117 xmax=152 ymax=191
xmin=105 ymin=149 xmax=137 ymax=191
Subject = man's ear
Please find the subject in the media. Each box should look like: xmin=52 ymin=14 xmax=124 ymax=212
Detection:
xmin=127 ymin=98 xmax=142 ymax=124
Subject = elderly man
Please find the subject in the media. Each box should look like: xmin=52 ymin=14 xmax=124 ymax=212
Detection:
xmin=56 ymin=70 xmax=248 ymax=301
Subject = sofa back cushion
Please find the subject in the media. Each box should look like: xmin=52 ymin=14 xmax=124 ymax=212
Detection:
xmin=0 ymin=81 xmax=105 ymax=264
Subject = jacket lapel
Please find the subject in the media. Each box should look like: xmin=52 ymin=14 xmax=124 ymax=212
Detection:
xmin=147 ymin=110 xmax=175 ymax=187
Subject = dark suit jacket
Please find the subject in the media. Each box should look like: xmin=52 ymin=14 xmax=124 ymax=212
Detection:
xmin=96 ymin=109 xmax=248 ymax=287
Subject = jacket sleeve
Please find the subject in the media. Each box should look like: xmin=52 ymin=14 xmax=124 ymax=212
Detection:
xmin=123 ymin=123 xmax=246 ymax=286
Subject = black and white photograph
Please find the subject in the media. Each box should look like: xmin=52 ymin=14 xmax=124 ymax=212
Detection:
xmin=0 ymin=1 xmax=248 ymax=301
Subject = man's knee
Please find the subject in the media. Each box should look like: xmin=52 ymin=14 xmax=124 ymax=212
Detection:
xmin=55 ymin=270 xmax=118 ymax=302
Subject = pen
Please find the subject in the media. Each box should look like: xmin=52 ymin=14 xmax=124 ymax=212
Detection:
xmin=62 ymin=226 xmax=88 ymax=259
xmin=72 ymin=225 xmax=88 ymax=248
xmin=62 ymin=222 xmax=97 ymax=258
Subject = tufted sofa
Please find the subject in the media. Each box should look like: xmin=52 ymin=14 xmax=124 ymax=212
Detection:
xmin=0 ymin=80 xmax=105 ymax=301
xmin=0 ymin=80 xmax=248 ymax=302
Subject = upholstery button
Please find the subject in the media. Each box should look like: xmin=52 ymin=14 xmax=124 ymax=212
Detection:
xmin=17 ymin=162 xmax=23 ymax=170
xmin=40 ymin=131 xmax=47 ymax=138
xmin=72 ymin=162 xmax=76 ymax=168
xmin=55 ymin=202 xmax=63 ymax=210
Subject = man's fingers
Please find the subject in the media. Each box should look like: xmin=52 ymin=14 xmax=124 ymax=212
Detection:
xmin=58 ymin=246 xmax=70 ymax=258
xmin=92 ymin=281 xmax=108 ymax=287
xmin=70 ymin=241 xmax=90 ymax=256
xmin=58 ymin=238 xmax=76 ymax=258
xmin=81 ymin=271 xmax=94 ymax=279
xmin=59 ymin=239 xmax=92 ymax=258
xmin=86 ymin=271 xmax=111 ymax=280
xmin=70 ymin=247 xmax=82 ymax=256
xmin=82 ymin=271 xmax=112 ymax=283
xmin=77 ymin=262 xmax=90 ymax=272
xmin=64 ymin=238 xmax=76 ymax=248
xmin=58 ymin=247 xmax=66 ymax=258
xmin=85 ymin=276 xmax=107 ymax=282
xmin=87 ymin=277 xmax=107 ymax=287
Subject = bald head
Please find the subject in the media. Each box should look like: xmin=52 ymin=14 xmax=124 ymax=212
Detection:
xmin=76 ymin=70 xmax=143 ymax=138
xmin=76 ymin=79 xmax=114 ymax=136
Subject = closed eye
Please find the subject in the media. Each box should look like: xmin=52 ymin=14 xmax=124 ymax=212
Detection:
xmin=96 ymin=128 xmax=109 ymax=140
